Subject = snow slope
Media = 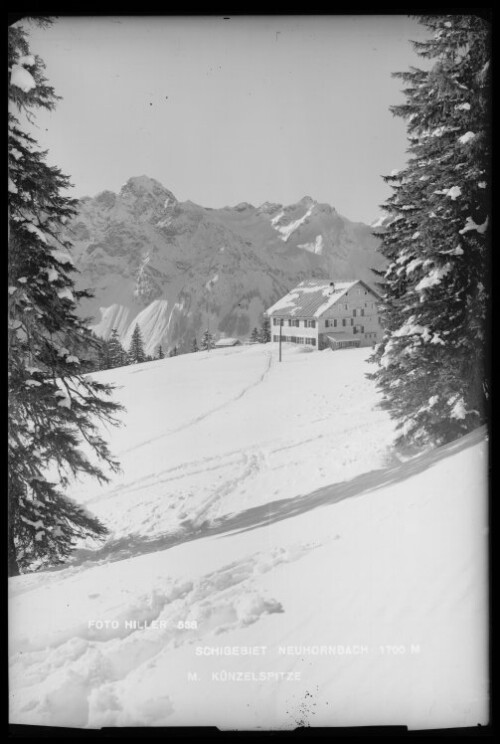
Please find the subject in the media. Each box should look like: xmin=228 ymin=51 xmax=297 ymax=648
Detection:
xmin=9 ymin=346 xmax=488 ymax=730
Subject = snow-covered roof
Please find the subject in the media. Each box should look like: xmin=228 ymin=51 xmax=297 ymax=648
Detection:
xmin=266 ymin=279 xmax=380 ymax=319
xmin=214 ymin=337 xmax=241 ymax=347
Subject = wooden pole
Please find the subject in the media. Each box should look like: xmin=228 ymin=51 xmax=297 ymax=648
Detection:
xmin=279 ymin=319 xmax=282 ymax=362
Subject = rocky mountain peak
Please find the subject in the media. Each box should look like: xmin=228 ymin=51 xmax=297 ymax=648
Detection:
xmin=257 ymin=201 xmax=282 ymax=217
xmin=233 ymin=202 xmax=256 ymax=212
xmin=92 ymin=190 xmax=117 ymax=209
xmin=120 ymin=176 xmax=177 ymax=205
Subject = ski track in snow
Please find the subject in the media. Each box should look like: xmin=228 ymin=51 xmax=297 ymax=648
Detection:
xmin=80 ymin=411 xmax=387 ymax=557
xmin=10 ymin=541 xmax=317 ymax=728
xmin=121 ymin=349 xmax=273 ymax=455
xmin=70 ymin=348 xmax=395 ymax=563
xmin=99 ymin=417 xmax=380 ymax=512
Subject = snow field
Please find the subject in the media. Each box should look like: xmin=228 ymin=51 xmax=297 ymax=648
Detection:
xmin=9 ymin=346 xmax=488 ymax=729
xmin=67 ymin=345 xmax=396 ymax=548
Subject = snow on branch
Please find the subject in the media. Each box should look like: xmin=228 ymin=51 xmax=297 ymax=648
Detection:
xmin=458 ymin=132 xmax=475 ymax=145
xmin=459 ymin=216 xmax=488 ymax=235
xmin=10 ymin=65 xmax=36 ymax=93
xmin=415 ymin=263 xmax=452 ymax=292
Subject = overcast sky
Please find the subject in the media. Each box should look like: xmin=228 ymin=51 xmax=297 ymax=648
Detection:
xmin=22 ymin=15 xmax=430 ymax=224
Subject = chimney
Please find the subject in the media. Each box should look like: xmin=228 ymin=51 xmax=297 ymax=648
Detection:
xmin=329 ymin=281 xmax=335 ymax=295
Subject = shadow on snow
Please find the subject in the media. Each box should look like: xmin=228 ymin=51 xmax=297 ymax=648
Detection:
xmin=56 ymin=425 xmax=486 ymax=573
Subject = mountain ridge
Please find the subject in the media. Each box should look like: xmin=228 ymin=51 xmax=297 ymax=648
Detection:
xmin=64 ymin=176 xmax=386 ymax=354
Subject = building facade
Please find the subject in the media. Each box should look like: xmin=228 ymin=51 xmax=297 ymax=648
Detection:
xmin=265 ymin=279 xmax=382 ymax=350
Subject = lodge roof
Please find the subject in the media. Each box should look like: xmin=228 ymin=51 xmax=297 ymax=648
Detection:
xmin=213 ymin=337 xmax=241 ymax=347
xmin=265 ymin=279 xmax=380 ymax=319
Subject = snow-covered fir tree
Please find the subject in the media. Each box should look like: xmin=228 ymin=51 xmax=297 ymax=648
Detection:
xmin=156 ymin=344 xmax=164 ymax=360
xmin=59 ymin=328 xmax=102 ymax=373
xmin=8 ymin=19 xmax=123 ymax=575
xmin=128 ymin=324 xmax=146 ymax=364
xmin=107 ymin=328 xmax=127 ymax=368
xmin=190 ymin=337 xmax=199 ymax=353
xmin=97 ymin=336 xmax=112 ymax=371
xmin=200 ymin=329 xmax=214 ymax=351
xmin=79 ymin=330 xmax=104 ymax=372
xmin=169 ymin=346 xmax=178 ymax=357
xmin=258 ymin=316 xmax=271 ymax=343
xmin=369 ymin=14 xmax=490 ymax=448
xmin=250 ymin=327 xmax=259 ymax=343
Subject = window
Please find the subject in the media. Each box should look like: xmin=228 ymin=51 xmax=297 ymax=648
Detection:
xmin=295 ymin=319 xmax=299 ymax=327
xmin=305 ymin=320 xmax=316 ymax=328
xmin=353 ymin=309 xmax=357 ymax=317
xmin=350 ymin=318 xmax=354 ymax=326
xmin=342 ymin=319 xmax=346 ymax=327
xmin=345 ymin=304 xmax=348 ymax=310
xmin=360 ymin=326 xmax=364 ymax=333
xmin=273 ymin=335 xmax=279 ymax=342
xmin=288 ymin=319 xmax=292 ymax=327
xmin=361 ymin=309 xmax=364 ymax=316
xmin=334 ymin=319 xmax=337 ymax=327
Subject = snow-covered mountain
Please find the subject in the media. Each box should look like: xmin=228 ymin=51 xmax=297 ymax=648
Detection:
xmin=9 ymin=346 xmax=487 ymax=729
xmin=63 ymin=176 xmax=385 ymax=354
